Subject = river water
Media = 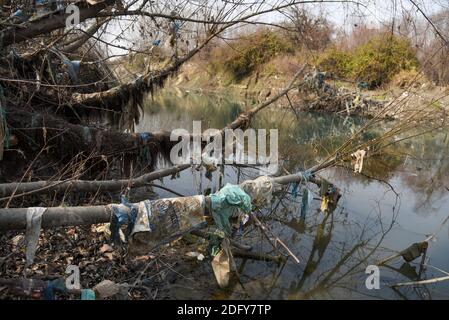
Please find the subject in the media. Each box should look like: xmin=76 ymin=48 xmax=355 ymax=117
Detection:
xmin=136 ymin=89 xmax=449 ymax=300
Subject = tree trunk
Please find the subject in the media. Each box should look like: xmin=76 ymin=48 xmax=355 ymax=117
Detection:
xmin=1 ymin=0 xmax=115 ymax=47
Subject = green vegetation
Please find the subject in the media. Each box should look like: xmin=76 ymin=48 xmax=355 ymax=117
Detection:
xmin=350 ymin=34 xmax=419 ymax=88
xmin=210 ymin=30 xmax=294 ymax=81
xmin=315 ymin=34 xmax=419 ymax=88
xmin=314 ymin=46 xmax=352 ymax=78
xmin=206 ymin=30 xmax=420 ymax=88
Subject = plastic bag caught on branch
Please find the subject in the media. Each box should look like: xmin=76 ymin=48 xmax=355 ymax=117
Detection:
xmin=240 ymin=176 xmax=274 ymax=207
xmin=211 ymin=238 xmax=235 ymax=288
xmin=209 ymin=184 xmax=252 ymax=236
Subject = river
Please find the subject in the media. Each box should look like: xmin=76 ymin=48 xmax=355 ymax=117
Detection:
xmin=135 ymin=89 xmax=449 ymax=300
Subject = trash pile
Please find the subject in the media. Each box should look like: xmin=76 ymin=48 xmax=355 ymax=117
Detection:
xmin=2 ymin=167 xmax=343 ymax=298
xmin=299 ymin=71 xmax=387 ymax=118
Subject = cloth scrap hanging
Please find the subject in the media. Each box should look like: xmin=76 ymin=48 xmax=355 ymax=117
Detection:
xmin=291 ymin=170 xmax=313 ymax=198
xmin=25 ymin=207 xmax=47 ymax=267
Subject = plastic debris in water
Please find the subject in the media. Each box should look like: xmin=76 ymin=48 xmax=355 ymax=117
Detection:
xmin=319 ymin=182 xmax=341 ymax=214
xmin=401 ymin=241 xmax=428 ymax=262
xmin=320 ymin=196 xmax=329 ymax=213
xmin=211 ymin=238 xmax=235 ymax=288
xmin=351 ymin=149 xmax=366 ymax=173
xmin=10 ymin=9 xmax=25 ymax=19
xmin=300 ymin=187 xmax=313 ymax=219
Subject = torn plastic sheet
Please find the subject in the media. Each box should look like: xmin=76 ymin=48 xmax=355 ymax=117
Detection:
xmin=289 ymin=171 xmax=313 ymax=198
xmin=351 ymin=149 xmax=366 ymax=173
xmin=130 ymin=200 xmax=152 ymax=236
xmin=300 ymin=187 xmax=313 ymax=219
xmin=25 ymin=207 xmax=46 ymax=267
xmin=211 ymin=238 xmax=235 ymax=288
xmin=237 ymin=212 xmax=250 ymax=235
xmin=109 ymin=195 xmax=138 ymax=244
xmin=240 ymin=176 xmax=274 ymax=207
xmin=10 ymin=9 xmax=26 ymax=20
xmin=129 ymin=195 xmax=206 ymax=254
xmin=320 ymin=196 xmax=329 ymax=212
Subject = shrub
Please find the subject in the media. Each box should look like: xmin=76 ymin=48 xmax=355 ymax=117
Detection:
xmin=314 ymin=34 xmax=419 ymax=88
xmin=349 ymin=34 xmax=419 ymax=88
xmin=221 ymin=30 xmax=294 ymax=81
xmin=315 ymin=47 xmax=352 ymax=78
xmin=391 ymin=68 xmax=425 ymax=88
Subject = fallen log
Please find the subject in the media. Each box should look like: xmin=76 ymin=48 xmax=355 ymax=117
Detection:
xmin=6 ymin=108 xmax=175 ymax=164
xmin=0 ymin=164 xmax=190 ymax=199
xmin=0 ymin=205 xmax=111 ymax=231
xmin=232 ymin=248 xmax=286 ymax=264
xmin=0 ymin=170 xmax=325 ymax=231
xmin=190 ymin=229 xmax=252 ymax=251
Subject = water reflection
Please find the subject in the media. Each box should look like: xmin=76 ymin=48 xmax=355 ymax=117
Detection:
xmin=137 ymin=90 xmax=449 ymax=300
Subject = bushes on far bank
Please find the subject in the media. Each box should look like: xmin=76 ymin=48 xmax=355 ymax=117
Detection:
xmin=350 ymin=34 xmax=419 ymax=88
xmin=316 ymin=34 xmax=419 ymax=88
xmin=314 ymin=47 xmax=352 ymax=78
xmin=206 ymin=29 xmax=420 ymax=89
xmin=209 ymin=30 xmax=294 ymax=81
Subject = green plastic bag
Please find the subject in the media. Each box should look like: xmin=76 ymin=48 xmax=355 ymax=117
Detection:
xmin=209 ymin=184 xmax=252 ymax=235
